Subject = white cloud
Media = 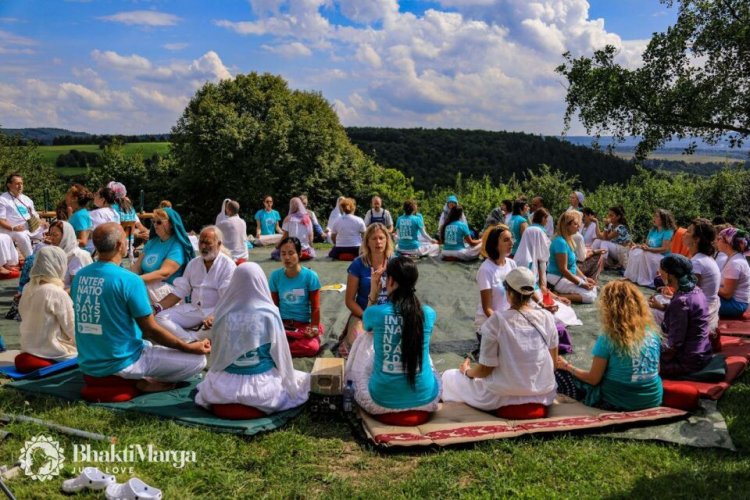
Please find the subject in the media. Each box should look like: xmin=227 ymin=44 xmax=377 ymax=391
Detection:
xmin=98 ymin=10 xmax=181 ymax=27
xmin=338 ymin=0 xmax=399 ymax=24
xmin=262 ymin=42 xmax=312 ymax=58
xmin=91 ymin=49 xmax=152 ymax=71
xmin=132 ymin=87 xmax=188 ymax=112
xmin=163 ymin=42 xmax=188 ymax=51
xmin=355 ymin=44 xmax=382 ymax=68
xmin=0 ymin=29 xmax=36 ymax=54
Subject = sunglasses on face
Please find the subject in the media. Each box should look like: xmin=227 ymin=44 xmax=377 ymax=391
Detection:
xmin=154 ymin=220 xmax=167 ymax=226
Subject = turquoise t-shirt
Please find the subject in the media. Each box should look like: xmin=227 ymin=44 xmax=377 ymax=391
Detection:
xmin=72 ymin=261 xmax=152 ymax=377
xmin=68 ymin=208 xmax=92 ymax=233
xmin=113 ymin=203 xmax=138 ymax=223
xmin=443 ymin=221 xmax=471 ymax=251
xmin=396 ymin=215 xmax=424 ymax=251
xmin=646 ymin=228 xmax=675 ymax=255
xmin=140 ymin=237 xmax=186 ymax=284
xmin=225 ymin=343 xmax=275 ymax=376
xmin=363 ymin=303 xmax=439 ymax=410
xmin=586 ymin=330 xmax=663 ymax=411
xmin=268 ymin=267 xmax=321 ymax=323
xmin=510 ymin=214 xmax=527 ymax=254
xmin=255 ymin=209 xmax=281 ymax=235
xmin=548 ymin=235 xmax=577 ymax=276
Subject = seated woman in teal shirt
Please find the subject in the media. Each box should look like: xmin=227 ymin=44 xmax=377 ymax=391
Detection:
xmin=269 ymin=237 xmax=323 ymax=358
xmin=509 ymin=199 xmax=529 ymax=256
xmin=195 ymin=262 xmax=310 ymax=415
xmin=345 ymin=256 xmax=441 ymax=419
xmin=624 ymin=209 xmax=676 ymax=287
xmin=65 ymin=183 xmax=94 ymax=249
xmin=555 ymin=280 xmax=663 ymax=411
xmin=132 ymin=207 xmax=195 ymax=304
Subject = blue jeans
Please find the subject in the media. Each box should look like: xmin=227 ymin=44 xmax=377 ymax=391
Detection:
xmin=719 ymin=296 xmax=749 ymax=318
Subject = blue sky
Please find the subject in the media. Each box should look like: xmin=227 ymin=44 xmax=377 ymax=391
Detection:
xmin=0 ymin=1 xmax=676 ymax=135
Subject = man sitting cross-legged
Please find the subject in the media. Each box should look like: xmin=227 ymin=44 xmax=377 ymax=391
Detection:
xmin=73 ymin=223 xmax=210 ymax=392
xmin=155 ymin=226 xmax=236 ymax=341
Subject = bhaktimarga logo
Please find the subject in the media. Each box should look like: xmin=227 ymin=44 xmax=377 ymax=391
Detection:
xmin=19 ymin=435 xmax=65 ymax=481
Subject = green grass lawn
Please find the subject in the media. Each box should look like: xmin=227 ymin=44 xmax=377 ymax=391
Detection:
xmin=38 ymin=142 xmax=170 ymax=168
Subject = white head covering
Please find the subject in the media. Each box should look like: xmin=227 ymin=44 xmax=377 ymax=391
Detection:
xmin=206 ymin=263 xmax=301 ymax=398
xmin=29 ymin=246 xmax=67 ymax=289
xmin=58 ymin=221 xmax=94 ymax=267
xmin=216 ymin=198 xmax=232 ymax=225
xmin=107 ymin=181 xmax=127 ymax=201
xmin=514 ymin=225 xmax=550 ymax=285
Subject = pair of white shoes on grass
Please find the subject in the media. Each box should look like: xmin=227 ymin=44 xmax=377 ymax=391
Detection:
xmin=62 ymin=467 xmax=162 ymax=499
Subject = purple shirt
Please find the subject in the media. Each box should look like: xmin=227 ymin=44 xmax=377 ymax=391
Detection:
xmin=661 ymin=288 xmax=712 ymax=373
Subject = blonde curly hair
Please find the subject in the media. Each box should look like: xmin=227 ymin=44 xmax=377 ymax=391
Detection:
xmin=598 ymin=280 xmax=658 ymax=356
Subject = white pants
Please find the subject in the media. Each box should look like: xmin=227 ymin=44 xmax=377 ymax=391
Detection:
xmin=146 ymin=281 xmax=175 ymax=305
xmin=441 ymin=369 xmax=557 ymax=411
xmin=547 ymin=274 xmax=597 ymax=303
xmin=116 ymin=344 xmax=207 ymax=382
xmin=255 ymin=234 xmax=282 ymax=247
xmin=624 ymin=248 xmax=663 ymax=287
xmin=592 ymin=239 xmax=629 ymax=268
xmin=156 ymin=303 xmax=211 ymax=342
xmin=0 ymin=227 xmax=44 ymax=257
xmin=399 ymin=243 xmax=440 ymax=258
xmin=0 ymin=233 xmax=19 ymax=266
xmin=441 ymin=244 xmax=482 ymax=261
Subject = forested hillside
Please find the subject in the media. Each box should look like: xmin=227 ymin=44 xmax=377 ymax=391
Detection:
xmin=346 ymin=128 xmax=637 ymax=191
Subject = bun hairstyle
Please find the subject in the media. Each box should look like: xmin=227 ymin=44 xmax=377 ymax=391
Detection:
xmin=68 ymin=183 xmax=94 ymax=207
xmin=386 ymin=256 xmax=424 ymax=387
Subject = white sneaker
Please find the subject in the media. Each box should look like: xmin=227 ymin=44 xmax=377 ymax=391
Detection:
xmin=61 ymin=466 xmax=115 ymax=493
xmin=105 ymin=478 xmax=162 ymax=500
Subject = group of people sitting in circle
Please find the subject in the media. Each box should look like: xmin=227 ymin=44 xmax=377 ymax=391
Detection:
xmin=8 ymin=175 xmax=750 ymax=422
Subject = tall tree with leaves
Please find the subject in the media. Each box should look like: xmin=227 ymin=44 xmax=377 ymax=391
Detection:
xmin=170 ymin=72 xmax=405 ymax=227
xmin=557 ymin=0 xmax=750 ymax=159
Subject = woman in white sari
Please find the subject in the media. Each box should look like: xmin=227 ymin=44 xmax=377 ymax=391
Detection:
xmin=195 ymin=262 xmax=310 ymax=414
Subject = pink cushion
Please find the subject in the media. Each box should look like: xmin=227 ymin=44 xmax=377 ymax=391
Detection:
xmin=212 ymin=403 xmax=266 ymax=420
xmin=14 ymin=353 xmax=55 ymax=374
xmin=81 ymin=375 xmax=140 ymax=403
xmin=374 ymin=410 xmax=431 ymax=426
xmin=495 ymin=403 xmax=548 ymax=420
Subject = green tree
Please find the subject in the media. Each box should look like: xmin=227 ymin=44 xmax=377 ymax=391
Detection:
xmin=557 ymin=0 xmax=750 ymax=159
xmin=0 ymin=129 xmax=64 ymax=210
xmin=170 ymin=72 xmax=408 ymax=228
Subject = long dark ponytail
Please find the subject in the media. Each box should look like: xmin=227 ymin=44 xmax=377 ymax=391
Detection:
xmin=386 ymin=256 xmax=424 ymax=387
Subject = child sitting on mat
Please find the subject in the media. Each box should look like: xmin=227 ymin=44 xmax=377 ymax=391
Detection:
xmin=18 ymin=246 xmax=76 ymax=366
xmin=442 ymin=267 xmax=558 ymax=414
xmin=345 ymin=256 xmax=441 ymax=416
xmin=269 ymin=237 xmax=324 ymax=357
xmin=195 ymin=262 xmax=310 ymax=414
xmin=555 ymin=280 xmax=663 ymax=411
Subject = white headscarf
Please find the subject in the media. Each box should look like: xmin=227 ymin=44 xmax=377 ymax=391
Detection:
xmin=58 ymin=221 xmax=93 ymax=267
xmin=514 ymin=225 xmax=550 ymax=285
xmin=206 ymin=263 xmax=301 ymax=398
xmin=29 ymin=246 xmax=67 ymax=289
xmin=216 ymin=198 xmax=231 ymax=225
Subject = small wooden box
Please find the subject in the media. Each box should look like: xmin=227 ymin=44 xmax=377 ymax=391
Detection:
xmin=310 ymin=358 xmax=345 ymax=395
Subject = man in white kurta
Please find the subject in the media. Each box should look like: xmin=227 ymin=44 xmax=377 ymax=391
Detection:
xmin=216 ymin=200 xmax=249 ymax=263
xmin=0 ymin=174 xmax=46 ymax=257
xmin=155 ymin=226 xmax=236 ymax=341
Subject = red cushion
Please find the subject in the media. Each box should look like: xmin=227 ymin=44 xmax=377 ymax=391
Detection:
xmin=336 ymin=253 xmax=357 ymax=261
xmin=661 ymin=381 xmax=701 ymax=410
xmin=234 ymin=258 xmax=247 ymax=266
xmin=717 ymin=317 xmax=750 ymax=336
xmin=81 ymin=375 xmax=140 ymax=403
xmin=211 ymin=403 xmax=266 ymax=420
xmin=0 ymin=269 xmax=20 ymax=280
xmin=374 ymin=410 xmax=431 ymax=426
xmin=14 ymin=353 xmax=55 ymax=374
xmin=495 ymin=403 xmax=548 ymax=420
xmin=441 ymin=256 xmax=459 ymax=262
xmin=719 ymin=336 xmax=750 ymax=360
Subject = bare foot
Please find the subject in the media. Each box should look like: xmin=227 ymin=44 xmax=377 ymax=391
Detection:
xmin=136 ymin=379 xmax=176 ymax=393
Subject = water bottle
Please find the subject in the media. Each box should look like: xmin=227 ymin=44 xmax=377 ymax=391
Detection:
xmin=343 ymin=380 xmax=354 ymax=413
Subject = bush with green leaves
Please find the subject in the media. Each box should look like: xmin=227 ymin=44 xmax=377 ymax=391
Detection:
xmin=0 ymin=131 xmax=65 ymax=210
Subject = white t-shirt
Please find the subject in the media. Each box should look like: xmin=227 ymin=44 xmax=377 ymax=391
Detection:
xmin=572 ymin=233 xmax=587 ymax=262
xmin=330 ymin=214 xmax=366 ymax=248
xmin=217 ymin=216 xmax=249 ymax=261
xmin=474 ymin=258 xmax=517 ymax=330
xmin=0 ymin=191 xmax=36 ymax=226
xmin=691 ymin=252 xmax=720 ymax=305
xmin=582 ymin=222 xmax=597 ymax=246
xmin=478 ymin=308 xmax=558 ymax=401
xmin=722 ymin=253 xmax=750 ymax=303
xmin=89 ymin=207 xmax=120 ymax=228
xmin=715 ymin=252 xmax=728 ymax=270
xmin=282 ymin=218 xmax=313 ymax=250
